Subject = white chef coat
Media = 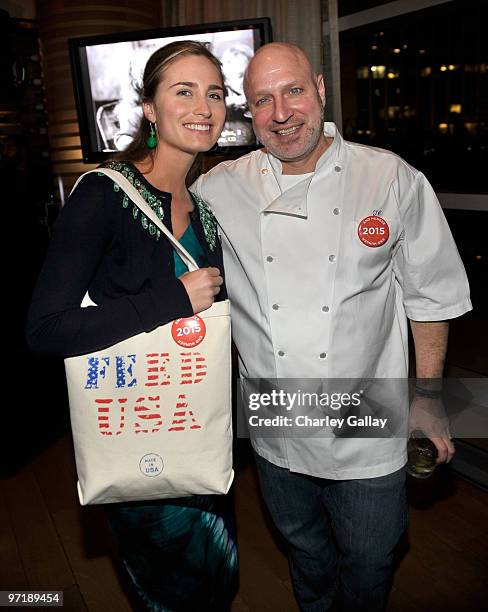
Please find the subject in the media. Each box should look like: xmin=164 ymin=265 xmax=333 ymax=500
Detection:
xmin=191 ymin=123 xmax=472 ymax=479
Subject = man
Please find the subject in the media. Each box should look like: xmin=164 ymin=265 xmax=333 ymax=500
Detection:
xmin=191 ymin=43 xmax=471 ymax=611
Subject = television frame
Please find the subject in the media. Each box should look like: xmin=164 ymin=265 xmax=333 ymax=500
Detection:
xmin=68 ymin=18 xmax=272 ymax=163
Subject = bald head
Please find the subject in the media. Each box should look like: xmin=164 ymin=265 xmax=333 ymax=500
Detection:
xmin=243 ymin=43 xmax=315 ymax=99
xmin=242 ymin=42 xmax=327 ymax=171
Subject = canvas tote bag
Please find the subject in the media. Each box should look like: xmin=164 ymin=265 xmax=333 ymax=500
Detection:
xmin=64 ymin=168 xmax=233 ymax=505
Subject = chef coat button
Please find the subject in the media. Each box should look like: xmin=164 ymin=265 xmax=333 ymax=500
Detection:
xmin=319 ymin=352 xmax=327 ymax=359
xmin=333 ymin=207 xmax=340 ymax=215
xmin=329 ymin=254 xmax=336 ymax=262
xmin=278 ymin=350 xmax=285 ymax=357
xmin=272 ymin=303 xmax=280 ymax=310
xmin=322 ymin=305 xmax=330 ymax=312
xmin=266 ymin=256 xmax=274 ymax=262
xmin=261 ymin=168 xmax=268 ymax=175
xmin=334 ymin=165 xmax=341 ymax=172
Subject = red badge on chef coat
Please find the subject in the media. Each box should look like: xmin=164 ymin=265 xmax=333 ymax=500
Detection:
xmin=172 ymin=316 xmax=206 ymax=348
xmin=357 ymin=216 xmax=389 ymax=247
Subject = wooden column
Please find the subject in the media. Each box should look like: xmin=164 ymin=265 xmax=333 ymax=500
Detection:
xmin=37 ymin=0 xmax=162 ymax=199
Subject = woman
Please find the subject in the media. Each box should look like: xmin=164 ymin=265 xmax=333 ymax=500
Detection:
xmin=27 ymin=41 xmax=237 ymax=611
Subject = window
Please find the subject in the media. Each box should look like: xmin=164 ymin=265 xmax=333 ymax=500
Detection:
xmin=339 ymin=0 xmax=487 ymax=193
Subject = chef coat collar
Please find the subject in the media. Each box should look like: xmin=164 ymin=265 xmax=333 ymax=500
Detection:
xmin=262 ymin=123 xmax=345 ymax=218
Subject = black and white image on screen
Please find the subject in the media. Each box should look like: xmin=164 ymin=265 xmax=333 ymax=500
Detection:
xmin=85 ymin=29 xmax=255 ymax=151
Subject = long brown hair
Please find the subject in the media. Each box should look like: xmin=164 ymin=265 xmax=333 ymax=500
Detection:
xmin=112 ymin=40 xmax=225 ymax=184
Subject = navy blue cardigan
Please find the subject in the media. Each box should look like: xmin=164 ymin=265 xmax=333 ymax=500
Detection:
xmin=26 ymin=162 xmax=226 ymax=357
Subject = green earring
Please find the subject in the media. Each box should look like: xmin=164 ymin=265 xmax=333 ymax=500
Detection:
xmin=146 ymin=122 xmax=157 ymax=149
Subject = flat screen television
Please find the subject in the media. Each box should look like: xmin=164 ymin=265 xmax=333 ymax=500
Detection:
xmin=69 ymin=18 xmax=272 ymax=163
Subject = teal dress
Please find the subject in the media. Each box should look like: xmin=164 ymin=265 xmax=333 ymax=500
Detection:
xmin=106 ymin=223 xmax=237 ymax=612
xmin=172 ymin=223 xmax=208 ymax=277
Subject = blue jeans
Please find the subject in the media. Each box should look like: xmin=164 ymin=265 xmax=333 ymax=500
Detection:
xmin=254 ymin=453 xmax=407 ymax=612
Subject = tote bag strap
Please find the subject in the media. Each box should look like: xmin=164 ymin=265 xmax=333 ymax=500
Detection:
xmin=71 ymin=167 xmax=199 ymax=272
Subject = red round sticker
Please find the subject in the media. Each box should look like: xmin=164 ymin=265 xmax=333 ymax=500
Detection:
xmin=171 ymin=316 xmax=206 ymax=348
xmin=357 ymin=216 xmax=389 ymax=247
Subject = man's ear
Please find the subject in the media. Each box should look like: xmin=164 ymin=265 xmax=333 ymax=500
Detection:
xmin=316 ymin=74 xmax=326 ymax=106
xmin=143 ymin=100 xmax=156 ymax=123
